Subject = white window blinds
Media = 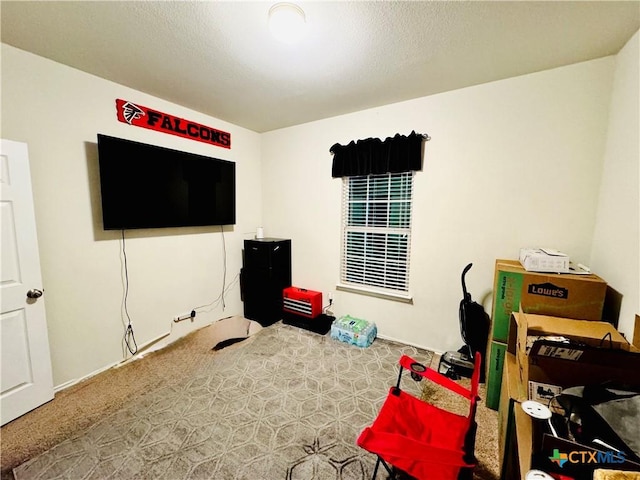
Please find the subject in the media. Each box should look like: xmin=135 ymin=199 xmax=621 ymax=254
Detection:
xmin=340 ymin=172 xmax=413 ymax=295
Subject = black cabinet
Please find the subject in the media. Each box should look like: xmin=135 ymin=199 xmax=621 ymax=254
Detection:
xmin=241 ymin=238 xmax=291 ymax=326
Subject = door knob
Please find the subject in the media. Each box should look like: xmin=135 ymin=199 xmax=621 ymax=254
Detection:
xmin=27 ymin=289 xmax=43 ymax=299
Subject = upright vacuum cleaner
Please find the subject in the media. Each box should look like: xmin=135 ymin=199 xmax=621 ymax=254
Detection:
xmin=438 ymin=263 xmax=490 ymax=382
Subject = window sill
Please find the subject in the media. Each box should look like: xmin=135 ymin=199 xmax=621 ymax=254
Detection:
xmin=335 ymin=283 xmax=413 ymax=304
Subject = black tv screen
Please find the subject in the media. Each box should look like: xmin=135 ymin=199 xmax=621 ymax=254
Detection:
xmin=97 ymin=134 xmax=236 ymax=230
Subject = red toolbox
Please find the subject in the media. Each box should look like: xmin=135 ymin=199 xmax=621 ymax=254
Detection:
xmin=283 ymin=287 xmax=322 ymax=319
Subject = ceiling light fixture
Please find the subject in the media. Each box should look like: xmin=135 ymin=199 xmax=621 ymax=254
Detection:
xmin=268 ymin=2 xmax=306 ymax=44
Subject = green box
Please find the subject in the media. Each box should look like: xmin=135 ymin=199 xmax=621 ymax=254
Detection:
xmin=491 ymin=270 xmax=523 ymax=342
xmin=486 ymin=340 xmax=506 ymax=410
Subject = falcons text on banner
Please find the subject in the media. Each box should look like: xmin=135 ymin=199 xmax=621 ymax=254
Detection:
xmin=115 ymin=99 xmax=231 ymax=149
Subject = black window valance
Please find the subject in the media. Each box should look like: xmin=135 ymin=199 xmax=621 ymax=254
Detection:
xmin=330 ymin=130 xmax=428 ymax=178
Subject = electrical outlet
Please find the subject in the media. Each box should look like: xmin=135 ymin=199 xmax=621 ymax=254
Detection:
xmin=173 ymin=311 xmax=196 ymax=323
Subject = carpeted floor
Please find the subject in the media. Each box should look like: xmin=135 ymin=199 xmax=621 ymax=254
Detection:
xmin=421 ymin=356 xmax=499 ymax=480
xmin=1 ymin=318 xmax=498 ymax=480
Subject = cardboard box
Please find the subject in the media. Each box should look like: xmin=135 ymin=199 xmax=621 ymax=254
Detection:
xmin=499 ymin=353 xmax=518 ymax=471
xmin=507 ymin=311 xmax=640 ymax=398
xmin=514 ymin=404 xmax=533 ymax=479
xmin=486 ymin=340 xmax=507 ymax=410
xmin=499 ymin=317 xmax=640 ymax=480
xmin=490 ymin=259 xmax=607 ymax=343
xmin=499 ymin=312 xmax=640 ymax=478
xmin=499 ymin=350 xmax=539 ymax=480
xmin=519 ymin=248 xmax=570 ymax=273
xmin=594 ymin=469 xmax=640 ymax=480
xmin=487 ymin=260 xmax=608 ymax=409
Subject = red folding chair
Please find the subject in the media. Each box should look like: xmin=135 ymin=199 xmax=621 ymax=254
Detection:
xmin=357 ymin=353 xmax=482 ymax=480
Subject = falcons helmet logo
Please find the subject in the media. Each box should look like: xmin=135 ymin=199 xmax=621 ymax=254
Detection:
xmin=122 ymin=102 xmax=145 ymax=124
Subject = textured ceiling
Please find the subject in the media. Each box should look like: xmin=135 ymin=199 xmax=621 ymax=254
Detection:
xmin=2 ymin=1 xmax=639 ymax=133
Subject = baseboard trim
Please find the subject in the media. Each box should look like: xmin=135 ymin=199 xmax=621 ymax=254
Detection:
xmin=376 ymin=332 xmax=444 ymax=356
xmin=54 ymin=330 xmax=171 ymax=393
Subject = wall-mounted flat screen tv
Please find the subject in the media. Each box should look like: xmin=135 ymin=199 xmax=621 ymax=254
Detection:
xmin=97 ymin=134 xmax=236 ymax=230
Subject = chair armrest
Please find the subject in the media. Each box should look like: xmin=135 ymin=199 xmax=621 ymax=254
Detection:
xmin=399 ymin=354 xmax=473 ymax=400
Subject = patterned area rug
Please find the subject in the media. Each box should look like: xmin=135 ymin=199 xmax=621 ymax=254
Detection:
xmin=14 ymin=322 xmax=432 ymax=480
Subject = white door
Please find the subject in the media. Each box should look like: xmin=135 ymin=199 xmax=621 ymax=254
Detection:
xmin=1 ymin=139 xmax=54 ymax=426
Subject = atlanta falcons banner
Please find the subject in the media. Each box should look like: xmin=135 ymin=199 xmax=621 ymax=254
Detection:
xmin=115 ymin=99 xmax=231 ymax=149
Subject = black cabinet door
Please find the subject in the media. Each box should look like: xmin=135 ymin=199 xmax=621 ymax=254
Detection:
xmin=241 ymin=238 xmax=291 ymax=326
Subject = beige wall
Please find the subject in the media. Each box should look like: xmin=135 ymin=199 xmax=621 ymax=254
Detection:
xmin=2 ymin=45 xmax=262 ymax=388
xmin=261 ymin=57 xmax=616 ymax=352
xmin=3 ymin=31 xmax=638 ymax=388
xmin=590 ymin=30 xmax=640 ymax=338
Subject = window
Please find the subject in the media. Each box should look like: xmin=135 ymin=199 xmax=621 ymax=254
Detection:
xmin=339 ymin=172 xmax=413 ymax=300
